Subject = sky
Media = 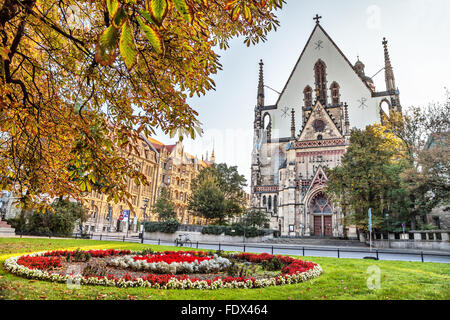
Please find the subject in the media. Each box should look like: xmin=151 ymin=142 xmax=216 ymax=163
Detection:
xmin=152 ymin=0 xmax=450 ymax=192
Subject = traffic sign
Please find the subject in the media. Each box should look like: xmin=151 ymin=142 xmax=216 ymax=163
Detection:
xmin=122 ymin=210 xmax=130 ymax=222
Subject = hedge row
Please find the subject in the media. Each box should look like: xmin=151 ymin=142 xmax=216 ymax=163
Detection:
xmin=143 ymin=219 xmax=180 ymax=234
xmin=201 ymin=224 xmax=267 ymax=238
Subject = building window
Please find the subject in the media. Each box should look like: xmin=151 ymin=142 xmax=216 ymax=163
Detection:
xmin=310 ymin=192 xmax=332 ymax=214
xmin=262 ymin=196 xmax=266 ymax=206
xmin=303 ymin=86 xmax=313 ymax=108
xmin=313 ymin=119 xmax=326 ymax=132
xmin=330 ymin=82 xmax=340 ymax=105
xmin=314 ymin=59 xmax=327 ymax=105
xmin=268 ymin=195 xmax=272 ymax=211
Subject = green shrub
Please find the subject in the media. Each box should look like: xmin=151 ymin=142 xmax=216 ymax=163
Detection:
xmin=144 ymin=218 xmax=180 ymax=234
xmin=201 ymin=225 xmax=227 ymax=235
xmin=8 ymin=199 xmax=87 ymax=237
xmin=66 ymin=248 xmax=91 ymax=262
xmin=261 ymin=257 xmax=284 ymax=271
xmin=200 ymin=223 xmax=267 ymax=238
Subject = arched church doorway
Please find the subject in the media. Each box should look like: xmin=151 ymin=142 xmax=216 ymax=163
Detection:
xmin=310 ymin=192 xmax=333 ymax=236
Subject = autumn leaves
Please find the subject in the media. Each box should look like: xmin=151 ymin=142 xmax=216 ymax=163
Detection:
xmin=95 ymin=0 xmax=283 ymax=70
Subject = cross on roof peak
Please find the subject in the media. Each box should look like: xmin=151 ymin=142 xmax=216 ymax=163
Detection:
xmin=314 ymin=14 xmax=322 ymax=24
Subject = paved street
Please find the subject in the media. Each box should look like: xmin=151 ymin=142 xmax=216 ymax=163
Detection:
xmin=88 ymin=234 xmax=450 ymax=264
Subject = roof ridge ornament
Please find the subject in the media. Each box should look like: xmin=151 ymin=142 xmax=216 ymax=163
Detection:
xmin=313 ymin=14 xmax=322 ymax=24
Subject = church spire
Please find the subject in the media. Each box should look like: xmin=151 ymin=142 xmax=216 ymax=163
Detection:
xmin=383 ymin=37 xmax=396 ymax=92
xmin=210 ymin=141 xmax=216 ymax=164
xmin=383 ymin=37 xmax=402 ymax=112
xmin=257 ymin=59 xmax=265 ymax=107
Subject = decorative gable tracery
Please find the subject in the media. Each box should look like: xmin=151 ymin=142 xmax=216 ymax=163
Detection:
xmin=298 ymin=101 xmax=344 ymax=142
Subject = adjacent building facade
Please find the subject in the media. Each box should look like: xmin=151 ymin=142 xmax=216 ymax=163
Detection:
xmin=251 ymin=18 xmax=402 ymax=238
xmin=81 ymin=136 xmax=214 ymax=233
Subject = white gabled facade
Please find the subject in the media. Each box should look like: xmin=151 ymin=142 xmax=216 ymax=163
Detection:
xmin=251 ymin=18 xmax=401 ymax=238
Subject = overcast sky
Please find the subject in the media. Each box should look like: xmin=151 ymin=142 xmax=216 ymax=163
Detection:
xmin=153 ymin=0 xmax=450 ymax=191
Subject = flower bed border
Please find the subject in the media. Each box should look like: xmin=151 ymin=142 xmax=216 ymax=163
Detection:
xmin=3 ymin=249 xmax=323 ymax=290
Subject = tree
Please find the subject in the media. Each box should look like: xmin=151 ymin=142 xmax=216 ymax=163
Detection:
xmin=9 ymin=198 xmax=88 ymax=236
xmin=244 ymin=208 xmax=269 ymax=228
xmin=400 ymin=132 xmax=449 ymax=229
xmin=325 ymin=125 xmax=407 ymax=232
xmin=383 ymin=93 xmax=450 ymax=229
xmin=153 ymin=187 xmax=176 ymax=221
xmin=0 ymin=0 xmax=284 ymax=211
xmin=192 ymin=163 xmax=247 ymax=217
xmin=188 ymin=171 xmax=226 ymax=224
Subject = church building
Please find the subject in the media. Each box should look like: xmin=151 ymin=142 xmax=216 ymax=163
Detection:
xmin=251 ymin=16 xmax=402 ymax=238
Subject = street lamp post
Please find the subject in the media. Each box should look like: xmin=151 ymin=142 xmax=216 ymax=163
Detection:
xmin=140 ymin=199 xmax=149 ymax=238
xmin=243 ymin=214 xmax=247 ymax=243
xmin=385 ymin=212 xmax=390 ymax=248
xmin=107 ymin=204 xmax=112 ymax=233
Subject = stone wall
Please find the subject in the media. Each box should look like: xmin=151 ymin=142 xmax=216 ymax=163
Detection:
xmin=361 ymin=231 xmax=450 ymax=251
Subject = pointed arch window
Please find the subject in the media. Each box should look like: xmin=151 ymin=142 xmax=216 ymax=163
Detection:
xmin=330 ymin=82 xmax=340 ymax=105
xmin=268 ymin=195 xmax=272 ymax=210
xmin=303 ymin=86 xmax=313 ymax=108
xmin=309 ymin=192 xmax=333 ymax=214
xmin=314 ymin=60 xmax=327 ymax=105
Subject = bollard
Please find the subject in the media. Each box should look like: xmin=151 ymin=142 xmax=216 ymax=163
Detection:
xmin=123 ymin=236 xmax=125 ymax=242
xmin=141 ymin=236 xmax=144 ymax=244
xmin=218 ymin=243 xmax=221 ymax=251
xmin=271 ymin=246 xmax=274 ymax=255
xmin=243 ymin=245 xmax=246 ymax=252
xmin=376 ymin=250 xmax=379 ymax=260
xmin=337 ymin=248 xmax=340 ymax=258
xmin=196 ymin=241 xmax=199 ymax=249
xmin=100 ymin=234 xmax=102 ymax=241
xmin=302 ymin=247 xmax=305 ymax=256
xmin=421 ymin=251 xmax=424 ymax=263
xmin=158 ymin=239 xmax=161 ymax=246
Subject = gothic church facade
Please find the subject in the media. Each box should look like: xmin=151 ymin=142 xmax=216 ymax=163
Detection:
xmin=251 ymin=17 xmax=401 ymax=238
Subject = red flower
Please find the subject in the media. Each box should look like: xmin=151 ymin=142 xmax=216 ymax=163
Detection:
xmin=17 ymin=256 xmax=62 ymax=270
xmin=133 ymin=251 xmax=213 ymax=265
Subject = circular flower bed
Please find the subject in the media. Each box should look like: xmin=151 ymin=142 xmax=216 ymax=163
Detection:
xmin=4 ymin=249 xmax=322 ymax=290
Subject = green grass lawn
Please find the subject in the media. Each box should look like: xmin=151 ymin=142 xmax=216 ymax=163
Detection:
xmin=0 ymin=237 xmax=449 ymax=300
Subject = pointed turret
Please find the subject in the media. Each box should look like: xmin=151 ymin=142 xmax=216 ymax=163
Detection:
xmin=344 ymin=103 xmax=350 ymax=135
xmin=291 ymin=109 xmax=296 ymax=139
xmin=257 ymin=59 xmax=265 ymax=108
xmin=210 ymin=143 xmax=216 ymax=164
